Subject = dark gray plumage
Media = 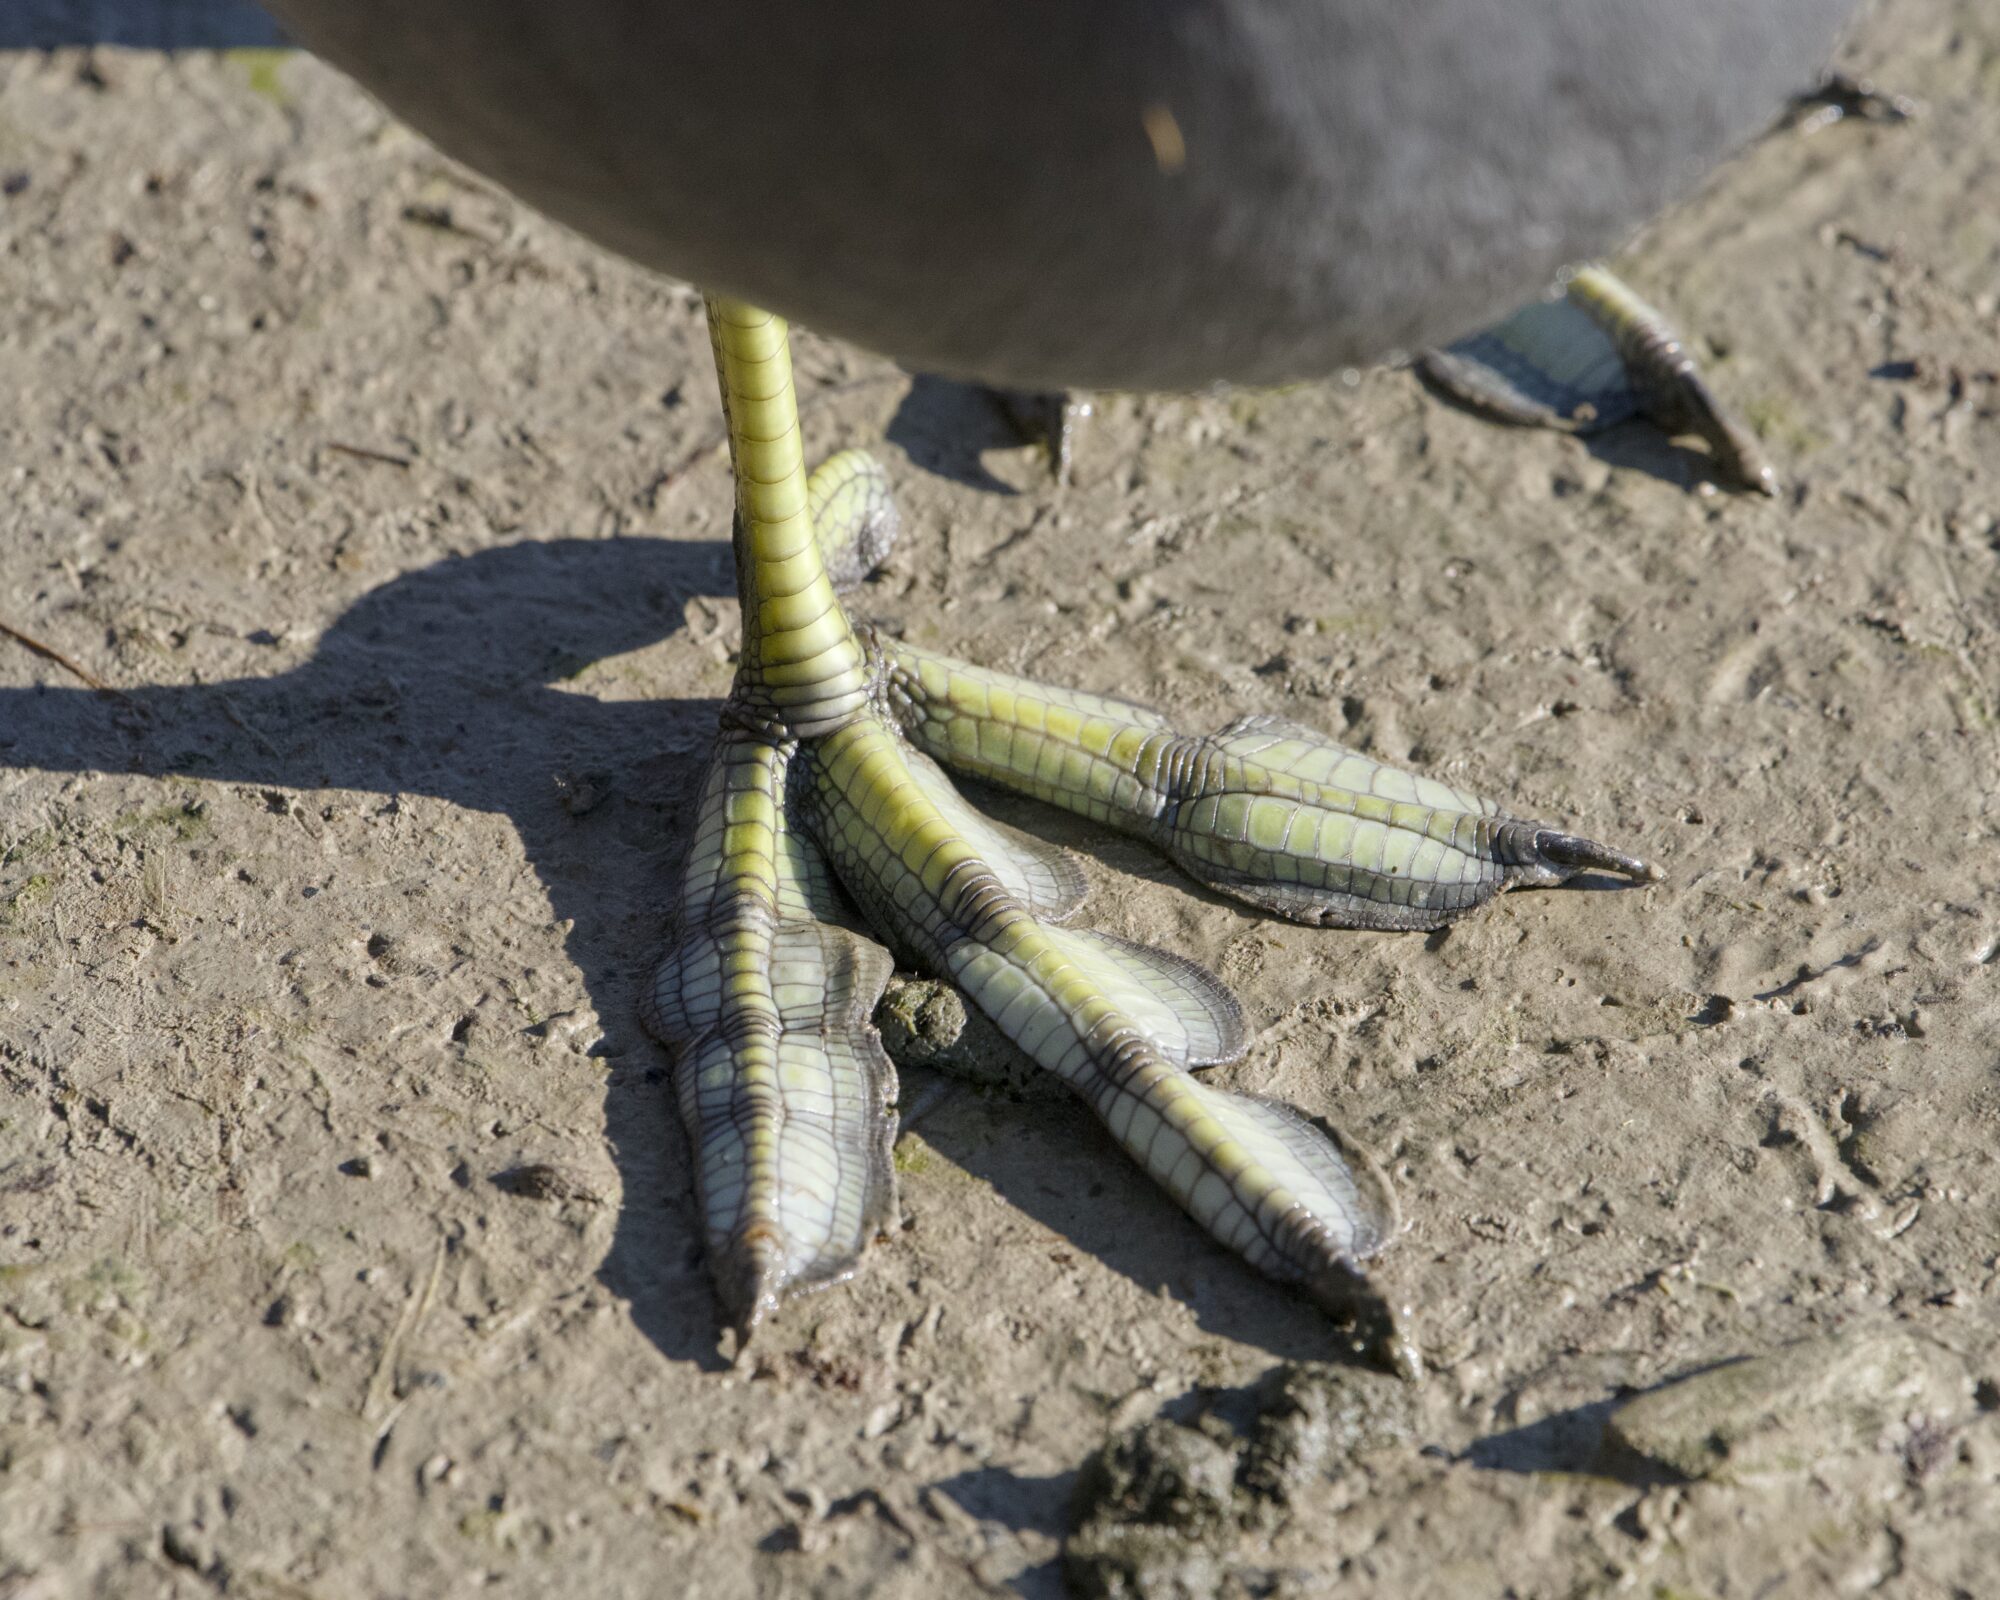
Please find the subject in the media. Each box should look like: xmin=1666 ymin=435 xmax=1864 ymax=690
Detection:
xmin=254 ymin=1 xmax=1855 ymax=390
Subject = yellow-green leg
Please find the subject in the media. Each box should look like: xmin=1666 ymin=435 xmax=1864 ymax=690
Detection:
xmin=650 ymin=297 xmax=1655 ymax=1377
xmin=645 ymin=302 xmax=896 ymax=1335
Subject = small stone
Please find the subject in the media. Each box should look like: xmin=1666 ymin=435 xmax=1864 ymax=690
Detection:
xmin=1604 ymin=1329 xmax=1968 ymax=1484
xmin=161 ymin=1522 xmax=212 ymax=1572
xmin=492 ymin=1163 xmax=603 ymax=1205
xmin=554 ymin=769 xmax=614 ymax=817
xmin=529 ymin=1007 xmax=603 ymax=1053
xmin=874 ymin=976 xmax=1062 ymax=1098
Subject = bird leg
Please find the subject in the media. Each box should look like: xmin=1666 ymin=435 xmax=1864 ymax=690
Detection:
xmin=1419 ymin=264 xmax=1778 ymax=496
xmin=991 ymin=386 xmax=1094 ymax=485
xmin=650 ymin=297 xmax=1656 ymax=1378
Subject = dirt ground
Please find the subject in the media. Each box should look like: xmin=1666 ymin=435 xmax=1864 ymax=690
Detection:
xmin=2 ymin=4 xmax=1997 ymax=1597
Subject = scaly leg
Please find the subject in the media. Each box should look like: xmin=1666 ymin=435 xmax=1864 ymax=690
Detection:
xmin=650 ymin=298 xmax=1655 ymax=1378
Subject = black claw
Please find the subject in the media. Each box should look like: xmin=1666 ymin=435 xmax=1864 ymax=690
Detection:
xmin=1533 ymin=829 xmax=1660 ymax=883
xmin=1307 ymin=1263 xmax=1425 ymax=1383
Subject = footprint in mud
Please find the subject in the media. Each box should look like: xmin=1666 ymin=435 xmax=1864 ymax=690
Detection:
xmin=1703 ymin=633 xmax=1786 ymax=705
xmin=1758 ymin=1090 xmax=1880 ymax=1218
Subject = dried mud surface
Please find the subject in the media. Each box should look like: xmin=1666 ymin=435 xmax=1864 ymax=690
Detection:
xmin=2 ymin=4 xmax=1997 ymax=1596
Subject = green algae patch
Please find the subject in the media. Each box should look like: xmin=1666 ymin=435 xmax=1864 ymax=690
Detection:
xmin=114 ymin=797 xmax=210 ymax=845
xmin=0 ymin=873 xmax=55 ymax=930
xmin=227 ymin=48 xmax=293 ymax=108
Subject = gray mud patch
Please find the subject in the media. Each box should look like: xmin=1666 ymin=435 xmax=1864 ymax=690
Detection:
xmin=1603 ymin=1327 xmax=1974 ymax=1484
xmin=1065 ymin=1364 xmax=1415 ymax=1599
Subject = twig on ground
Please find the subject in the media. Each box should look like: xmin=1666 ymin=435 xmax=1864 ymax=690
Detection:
xmin=0 ymin=617 xmax=119 ymax=695
xmin=327 ymin=440 xmax=416 ymax=469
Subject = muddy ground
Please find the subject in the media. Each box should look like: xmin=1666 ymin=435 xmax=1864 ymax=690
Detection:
xmin=1 ymin=3 xmax=1997 ymax=1596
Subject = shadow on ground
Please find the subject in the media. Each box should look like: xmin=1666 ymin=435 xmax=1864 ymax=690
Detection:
xmin=2 ymin=506 xmax=1404 ymax=1381
xmin=2 ymin=0 xmax=285 ymax=49
xmin=1415 ymin=365 xmax=1752 ymax=496
xmin=909 ymin=1083 xmax=1384 ymax=1367
xmin=0 ymin=532 xmax=754 ymax=1366
xmin=885 ymin=375 xmax=1033 ymax=496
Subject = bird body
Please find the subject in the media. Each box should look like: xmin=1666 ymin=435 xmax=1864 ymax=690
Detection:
xmin=256 ymin=0 xmax=1854 ymax=388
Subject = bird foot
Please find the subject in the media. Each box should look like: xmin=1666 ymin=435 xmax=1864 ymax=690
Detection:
xmin=997 ymin=267 xmax=1778 ymax=499
xmin=1419 ymin=264 xmax=1778 ymax=496
xmin=650 ymin=442 xmax=1655 ymax=1381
